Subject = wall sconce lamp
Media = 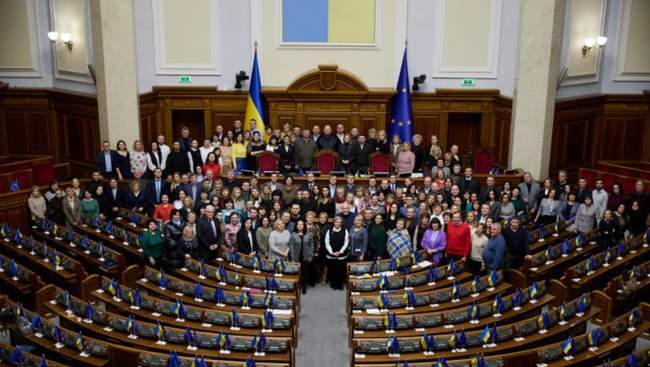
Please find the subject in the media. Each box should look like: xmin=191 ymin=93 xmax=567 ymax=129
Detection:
xmin=48 ymin=31 xmax=73 ymax=51
xmin=581 ymin=36 xmax=607 ymax=57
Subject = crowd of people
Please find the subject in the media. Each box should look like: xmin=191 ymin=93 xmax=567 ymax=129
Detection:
xmin=26 ymin=121 xmax=650 ymax=294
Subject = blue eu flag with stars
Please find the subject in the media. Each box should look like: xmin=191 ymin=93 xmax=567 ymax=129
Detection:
xmin=389 ymin=48 xmax=413 ymax=144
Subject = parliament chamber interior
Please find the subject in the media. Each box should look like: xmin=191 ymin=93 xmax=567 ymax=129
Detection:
xmin=1 ymin=0 xmax=650 ymax=366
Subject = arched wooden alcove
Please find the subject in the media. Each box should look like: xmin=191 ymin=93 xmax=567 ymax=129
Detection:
xmin=263 ymin=64 xmax=394 ymax=132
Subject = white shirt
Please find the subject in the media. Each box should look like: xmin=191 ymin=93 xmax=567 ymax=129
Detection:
xmin=159 ymin=144 xmax=170 ymax=166
xmin=199 ymin=146 xmax=213 ymax=164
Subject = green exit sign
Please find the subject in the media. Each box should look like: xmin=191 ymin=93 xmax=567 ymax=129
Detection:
xmin=461 ymin=78 xmax=476 ymax=87
xmin=177 ymin=75 xmax=192 ymax=84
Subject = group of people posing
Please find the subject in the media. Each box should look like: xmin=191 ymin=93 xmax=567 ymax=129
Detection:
xmin=26 ymin=123 xmax=650 ymax=293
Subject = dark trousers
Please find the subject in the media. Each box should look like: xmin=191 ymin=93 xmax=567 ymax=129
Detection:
xmin=300 ymin=260 xmax=314 ymax=291
xmin=466 ymin=258 xmax=483 ymax=275
xmin=327 ymin=258 xmax=346 ymax=290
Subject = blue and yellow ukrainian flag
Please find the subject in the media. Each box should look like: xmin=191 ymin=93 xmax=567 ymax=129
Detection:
xmin=244 ymin=50 xmax=267 ymax=142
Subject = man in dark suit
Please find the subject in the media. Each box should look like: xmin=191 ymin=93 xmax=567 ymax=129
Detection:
xmin=145 ymin=168 xmax=169 ymax=208
xmin=86 ymin=171 xmax=104 ymax=197
xmin=351 ymin=135 xmax=372 ymax=174
xmin=182 ymin=173 xmax=201 ymax=204
xmin=302 ymin=173 xmax=317 ymax=193
xmin=103 ymin=178 xmax=125 ymax=219
xmin=96 ymin=141 xmax=116 ymax=178
xmin=479 ymin=175 xmax=501 ymax=203
xmin=459 ymin=167 xmax=481 ymax=195
xmin=197 ymin=205 xmax=221 ymax=260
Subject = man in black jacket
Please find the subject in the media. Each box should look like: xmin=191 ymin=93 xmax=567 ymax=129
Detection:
xmin=351 ymin=135 xmax=372 ymax=174
xmin=103 ymin=178 xmax=125 ymax=219
xmin=165 ymin=141 xmax=190 ymax=175
xmin=411 ymin=134 xmax=426 ymax=173
xmin=459 ymin=167 xmax=481 ymax=195
xmin=196 ymin=205 xmax=221 ymax=260
xmin=317 ymin=124 xmax=339 ymax=151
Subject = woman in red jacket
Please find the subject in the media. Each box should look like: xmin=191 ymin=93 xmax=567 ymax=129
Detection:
xmin=202 ymin=152 xmax=221 ymax=178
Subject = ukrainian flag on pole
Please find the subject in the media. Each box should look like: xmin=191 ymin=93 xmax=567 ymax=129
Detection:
xmin=244 ymin=49 xmax=267 ymax=142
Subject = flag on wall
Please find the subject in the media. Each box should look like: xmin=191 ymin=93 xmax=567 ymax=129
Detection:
xmin=244 ymin=50 xmax=267 ymax=142
xmin=389 ymin=48 xmax=413 ymax=144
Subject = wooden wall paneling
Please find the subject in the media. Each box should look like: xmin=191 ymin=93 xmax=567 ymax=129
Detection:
xmin=265 ymin=65 xmax=394 ymax=134
xmin=0 ymin=83 xmax=8 ymax=155
xmin=552 ymin=95 xmax=602 ymax=177
xmin=492 ymin=96 xmax=512 ymax=167
xmin=49 ymin=90 xmax=99 ymax=176
xmin=599 ymin=94 xmax=649 ymax=163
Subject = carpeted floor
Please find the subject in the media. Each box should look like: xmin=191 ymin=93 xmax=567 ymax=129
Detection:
xmin=295 ymin=284 xmax=349 ymax=367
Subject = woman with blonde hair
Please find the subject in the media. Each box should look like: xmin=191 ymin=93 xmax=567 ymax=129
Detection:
xmin=130 ymin=140 xmax=147 ymax=178
xmin=126 ymin=181 xmax=147 ymax=214
xmin=231 ymin=133 xmax=247 ymax=170
xmin=269 ymin=219 xmax=291 ymax=261
xmin=219 ymin=137 xmax=233 ymax=171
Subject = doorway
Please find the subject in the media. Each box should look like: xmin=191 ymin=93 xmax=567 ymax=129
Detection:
xmin=447 ymin=112 xmax=482 ymax=153
xmin=172 ymin=110 xmax=204 ymax=141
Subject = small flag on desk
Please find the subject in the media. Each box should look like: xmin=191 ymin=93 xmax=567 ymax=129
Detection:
xmin=434 ymin=358 xmax=448 ymax=367
xmin=386 ymin=335 xmax=400 ymax=355
xmin=9 ymin=179 xmax=20 ymax=192
xmin=39 ymin=354 xmax=48 ymax=367
xmin=480 ymin=325 xmax=491 ymax=344
xmin=419 ymin=333 xmax=436 ymax=352
xmin=108 ymin=279 xmax=120 ymax=297
xmin=75 ymin=332 xmax=85 ymax=352
xmin=168 ymin=351 xmax=180 ymax=367
xmin=388 ymin=48 xmax=413 ymax=144
xmin=10 ymin=346 xmax=24 ymax=364
xmin=173 ymin=300 xmax=186 ymax=320
xmin=154 ymin=320 xmax=164 ymax=340
xmin=561 ymin=336 xmax=574 ymax=356
xmin=31 ymin=314 xmax=43 ymax=332
xmin=627 ymin=352 xmax=638 ymax=367
xmin=529 ymin=282 xmax=538 ymax=299
xmin=488 ymin=271 xmax=499 ymax=288
xmin=244 ymin=357 xmax=256 ymax=367
xmin=194 ymin=282 xmax=204 ymax=300
xmin=51 ymin=324 xmax=62 ymax=343
xmin=576 ymin=294 xmax=586 ymax=314
xmin=471 ymin=354 xmax=487 ymax=367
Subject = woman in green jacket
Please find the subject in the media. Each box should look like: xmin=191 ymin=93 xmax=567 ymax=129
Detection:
xmin=80 ymin=190 xmax=99 ymax=224
xmin=141 ymin=220 xmax=165 ymax=267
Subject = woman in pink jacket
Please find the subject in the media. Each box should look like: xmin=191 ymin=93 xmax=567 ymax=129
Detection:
xmin=395 ymin=143 xmax=416 ymax=174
